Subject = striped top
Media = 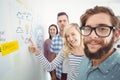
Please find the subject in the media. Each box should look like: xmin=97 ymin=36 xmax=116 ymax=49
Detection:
xmin=36 ymin=51 xmax=84 ymax=80
xmin=68 ymin=53 xmax=84 ymax=80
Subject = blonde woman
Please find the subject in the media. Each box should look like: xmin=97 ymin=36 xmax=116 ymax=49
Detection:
xmin=28 ymin=23 xmax=84 ymax=80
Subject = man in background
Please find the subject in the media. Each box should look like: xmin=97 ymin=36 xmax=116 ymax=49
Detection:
xmin=50 ymin=12 xmax=69 ymax=80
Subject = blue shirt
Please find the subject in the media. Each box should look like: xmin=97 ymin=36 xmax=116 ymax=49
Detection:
xmin=50 ymin=33 xmax=64 ymax=79
xmin=76 ymin=49 xmax=120 ymax=80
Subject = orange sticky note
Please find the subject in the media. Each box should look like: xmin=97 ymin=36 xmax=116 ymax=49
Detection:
xmin=0 ymin=40 xmax=19 ymax=56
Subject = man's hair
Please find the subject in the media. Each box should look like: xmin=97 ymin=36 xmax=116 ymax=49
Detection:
xmin=80 ymin=6 xmax=120 ymax=30
xmin=57 ymin=12 xmax=69 ymax=20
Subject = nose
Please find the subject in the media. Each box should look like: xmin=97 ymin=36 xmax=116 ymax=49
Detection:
xmin=89 ymin=30 xmax=98 ymax=39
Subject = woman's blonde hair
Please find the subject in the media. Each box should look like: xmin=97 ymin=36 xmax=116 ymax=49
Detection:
xmin=63 ymin=23 xmax=83 ymax=58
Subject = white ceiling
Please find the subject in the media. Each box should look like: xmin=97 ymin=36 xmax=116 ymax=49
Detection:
xmin=38 ymin=0 xmax=120 ymax=3
xmin=81 ymin=0 xmax=120 ymax=3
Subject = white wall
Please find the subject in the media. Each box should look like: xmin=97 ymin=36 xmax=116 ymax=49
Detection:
xmin=30 ymin=0 xmax=120 ymax=40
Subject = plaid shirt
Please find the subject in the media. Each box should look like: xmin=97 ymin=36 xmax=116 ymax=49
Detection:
xmin=50 ymin=33 xmax=64 ymax=79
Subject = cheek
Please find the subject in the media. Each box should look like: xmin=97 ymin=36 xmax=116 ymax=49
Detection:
xmin=66 ymin=37 xmax=70 ymax=43
xmin=52 ymin=31 xmax=56 ymax=34
xmin=103 ymin=39 xmax=109 ymax=46
xmin=105 ymin=33 xmax=113 ymax=43
xmin=83 ymin=37 xmax=89 ymax=43
xmin=55 ymin=31 xmax=57 ymax=34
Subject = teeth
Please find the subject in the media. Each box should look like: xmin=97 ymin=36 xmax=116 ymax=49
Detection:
xmin=89 ymin=41 xmax=97 ymax=45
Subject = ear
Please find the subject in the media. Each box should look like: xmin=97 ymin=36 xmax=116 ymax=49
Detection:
xmin=118 ymin=29 xmax=120 ymax=36
xmin=114 ymin=30 xmax=120 ymax=42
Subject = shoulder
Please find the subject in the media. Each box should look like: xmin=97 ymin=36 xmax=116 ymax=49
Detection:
xmin=44 ymin=38 xmax=49 ymax=41
xmin=44 ymin=39 xmax=50 ymax=43
xmin=115 ymin=50 xmax=120 ymax=64
xmin=102 ymin=49 xmax=120 ymax=66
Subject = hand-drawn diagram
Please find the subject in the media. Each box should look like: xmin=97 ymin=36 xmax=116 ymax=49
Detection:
xmin=16 ymin=11 xmax=32 ymax=44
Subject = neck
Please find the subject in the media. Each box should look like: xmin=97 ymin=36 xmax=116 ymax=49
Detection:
xmin=72 ymin=46 xmax=84 ymax=56
xmin=92 ymin=48 xmax=114 ymax=67
xmin=60 ymin=31 xmax=63 ymax=38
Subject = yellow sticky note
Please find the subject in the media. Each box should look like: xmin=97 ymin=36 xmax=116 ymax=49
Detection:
xmin=0 ymin=40 xmax=19 ymax=56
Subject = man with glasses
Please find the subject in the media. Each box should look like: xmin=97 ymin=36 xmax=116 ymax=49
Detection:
xmin=76 ymin=6 xmax=120 ymax=80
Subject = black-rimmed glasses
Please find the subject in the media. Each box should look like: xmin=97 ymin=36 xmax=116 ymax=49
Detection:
xmin=80 ymin=26 xmax=116 ymax=37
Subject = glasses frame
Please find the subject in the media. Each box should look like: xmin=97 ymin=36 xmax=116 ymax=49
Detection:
xmin=80 ymin=26 xmax=116 ymax=38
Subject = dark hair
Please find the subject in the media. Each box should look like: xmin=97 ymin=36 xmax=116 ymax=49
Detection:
xmin=57 ymin=12 xmax=69 ymax=20
xmin=80 ymin=6 xmax=120 ymax=31
xmin=48 ymin=24 xmax=58 ymax=39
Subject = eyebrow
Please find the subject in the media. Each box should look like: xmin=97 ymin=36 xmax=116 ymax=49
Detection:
xmin=85 ymin=24 xmax=112 ymax=27
xmin=97 ymin=24 xmax=111 ymax=26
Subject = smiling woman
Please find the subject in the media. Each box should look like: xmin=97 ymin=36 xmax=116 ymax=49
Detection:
xmin=28 ymin=23 xmax=84 ymax=80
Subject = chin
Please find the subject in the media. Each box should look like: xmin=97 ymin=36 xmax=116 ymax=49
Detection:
xmin=89 ymin=49 xmax=98 ymax=54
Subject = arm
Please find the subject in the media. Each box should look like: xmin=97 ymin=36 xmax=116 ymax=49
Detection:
xmin=50 ymin=52 xmax=57 ymax=80
xmin=50 ymin=52 xmax=56 ymax=62
xmin=36 ymin=51 xmax=65 ymax=71
xmin=43 ymin=40 xmax=48 ymax=59
xmin=29 ymin=38 xmax=65 ymax=71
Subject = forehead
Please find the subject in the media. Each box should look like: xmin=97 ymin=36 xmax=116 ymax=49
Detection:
xmin=50 ymin=26 xmax=56 ymax=29
xmin=66 ymin=27 xmax=78 ymax=34
xmin=86 ymin=13 xmax=112 ymax=26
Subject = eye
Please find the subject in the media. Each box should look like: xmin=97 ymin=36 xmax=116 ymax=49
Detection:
xmin=58 ymin=20 xmax=62 ymax=23
xmin=97 ymin=27 xmax=109 ymax=32
xmin=85 ymin=27 xmax=91 ymax=30
xmin=66 ymin=34 xmax=69 ymax=38
xmin=63 ymin=20 xmax=67 ymax=22
xmin=71 ymin=33 xmax=75 ymax=36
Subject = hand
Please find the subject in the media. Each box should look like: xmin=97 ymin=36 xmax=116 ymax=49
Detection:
xmin=50 ymin=71 xmax=57 ymax=80
xmin=28 ymin=38 xmax=40 ymax=55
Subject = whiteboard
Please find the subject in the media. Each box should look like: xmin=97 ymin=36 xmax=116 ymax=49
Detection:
xmin=0 ymin=0 xmax=50 ymax=80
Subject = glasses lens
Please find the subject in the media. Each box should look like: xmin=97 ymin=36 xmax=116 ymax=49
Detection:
xmin=96 ymin=27 xmax=111 ymax=37
xmin=80 ymin=27 xmax=91 ymax=36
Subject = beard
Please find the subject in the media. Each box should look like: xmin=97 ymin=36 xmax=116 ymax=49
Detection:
xmin=84 ymin=37 xmax=114 ymax=59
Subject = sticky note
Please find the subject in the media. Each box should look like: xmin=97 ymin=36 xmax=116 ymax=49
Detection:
xmin=0 ymin=40 xmax=19 ymax=56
